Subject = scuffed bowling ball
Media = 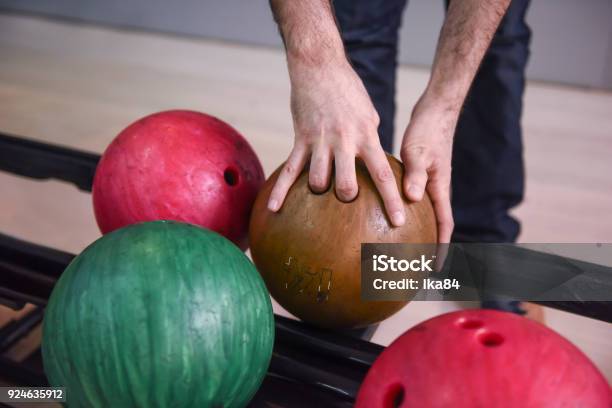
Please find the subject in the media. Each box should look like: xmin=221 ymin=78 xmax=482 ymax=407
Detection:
xmin=93 ymin=110 xmax=264 ymax=250
xmin=356 ymin=310 xmax=611 ymax=407
xmin=249 ymin=155 xmax=437 ymax=329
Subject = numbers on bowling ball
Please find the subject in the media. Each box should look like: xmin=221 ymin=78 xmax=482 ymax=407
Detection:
xmin=283 ymin=256 xmax=333 ymax=303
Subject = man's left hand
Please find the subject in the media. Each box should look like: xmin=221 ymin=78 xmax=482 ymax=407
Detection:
xmin=401 ymin=94 xmax=459 ymax=243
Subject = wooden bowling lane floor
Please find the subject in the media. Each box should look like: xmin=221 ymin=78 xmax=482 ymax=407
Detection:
xmin=0 ymin=13 xmax=611 ymax=382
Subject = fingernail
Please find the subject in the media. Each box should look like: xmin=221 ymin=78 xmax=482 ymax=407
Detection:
xmin=268 ymin=199 xmax=279 ymax=212
xmin=409 ymin=185 xmax=423 ymax=199
xmin=392 ymin=211 xmax=405 ymax=226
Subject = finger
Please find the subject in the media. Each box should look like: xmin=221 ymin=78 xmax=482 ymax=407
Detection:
xmin=362 ymin=144 xmax=405 ymax=227
xmin=308 ymin=143 xmax=332 ymax=193
xmin=402 ymin=145 xmax=429 ymax=202
xmin=268 ymin=143 xmax=309 ymax=212
xmin=427 ymin=177 xmax=454 ymax=244
xmin=333 ymin=148 xmax=359 ymax=202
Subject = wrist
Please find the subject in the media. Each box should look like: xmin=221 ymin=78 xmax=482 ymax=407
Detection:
xmin=413 ymin=90 xmax=462 ymax=120
xmin=286 ymin=37 xmax=346 ymax=70
xmin=287 ymin=50 xmax=351 ymax=86
xmin=420 ymin=67 xmax=474 ymax=116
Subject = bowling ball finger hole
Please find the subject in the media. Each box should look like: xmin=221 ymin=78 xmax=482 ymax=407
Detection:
xmin=456 ymin=317 xmax=483 ymax=330
xmin=224 ymin=167 xmax=240 ymax=186
xmin=477 ymin=331 xmax=505 ymax=347
xmin=383 ymin=383 xmax=405 ymax=408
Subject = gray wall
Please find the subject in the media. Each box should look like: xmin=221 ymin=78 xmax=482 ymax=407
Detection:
xmin=1 ymin=0 xmax=611 ymax=89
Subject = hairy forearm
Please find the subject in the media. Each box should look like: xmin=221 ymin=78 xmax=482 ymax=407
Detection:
xmin=424 ymin=0 xmax=510 ymax=112
xmin=270 ymin=0 xmax=345 ymax=67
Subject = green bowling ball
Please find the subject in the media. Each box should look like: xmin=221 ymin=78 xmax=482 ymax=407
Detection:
xmin=42 ymin=221 xmax=274 ymax=407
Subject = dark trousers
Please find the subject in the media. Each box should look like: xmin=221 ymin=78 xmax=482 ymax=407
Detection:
xmin=334 ymin=0 xmax=531 ymax=245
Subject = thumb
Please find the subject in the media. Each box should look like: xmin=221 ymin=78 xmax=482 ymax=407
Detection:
xmin=402 ymin=146 xmax=428 ymax=202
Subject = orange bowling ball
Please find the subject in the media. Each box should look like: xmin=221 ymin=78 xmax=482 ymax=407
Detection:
xmin=249 ymin=155 xmax=437 ymax=329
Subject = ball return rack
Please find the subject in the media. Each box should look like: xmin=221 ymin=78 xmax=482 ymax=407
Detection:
xmin=0 ymin=132 xmax=610 ymax=407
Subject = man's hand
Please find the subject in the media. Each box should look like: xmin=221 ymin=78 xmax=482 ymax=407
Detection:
xmin=402 ymin=95 xmax=457 ymax=244
xmin=268 ymin=0 xmax=406 ymax=226
xmin=401 ymin=0 xmax=510 ymax=243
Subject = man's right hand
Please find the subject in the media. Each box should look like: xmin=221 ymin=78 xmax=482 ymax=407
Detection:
xmin=268 ymin=0 xmax=405 ymax=226
xmin=267 ymin=56 xmax=406 ymax=227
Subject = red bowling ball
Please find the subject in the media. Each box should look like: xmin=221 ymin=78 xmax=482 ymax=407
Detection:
xmin=356 ymin=310 xmax=610 ymax=407
xmin=93 ymin=110 xmax=264 ymax=250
